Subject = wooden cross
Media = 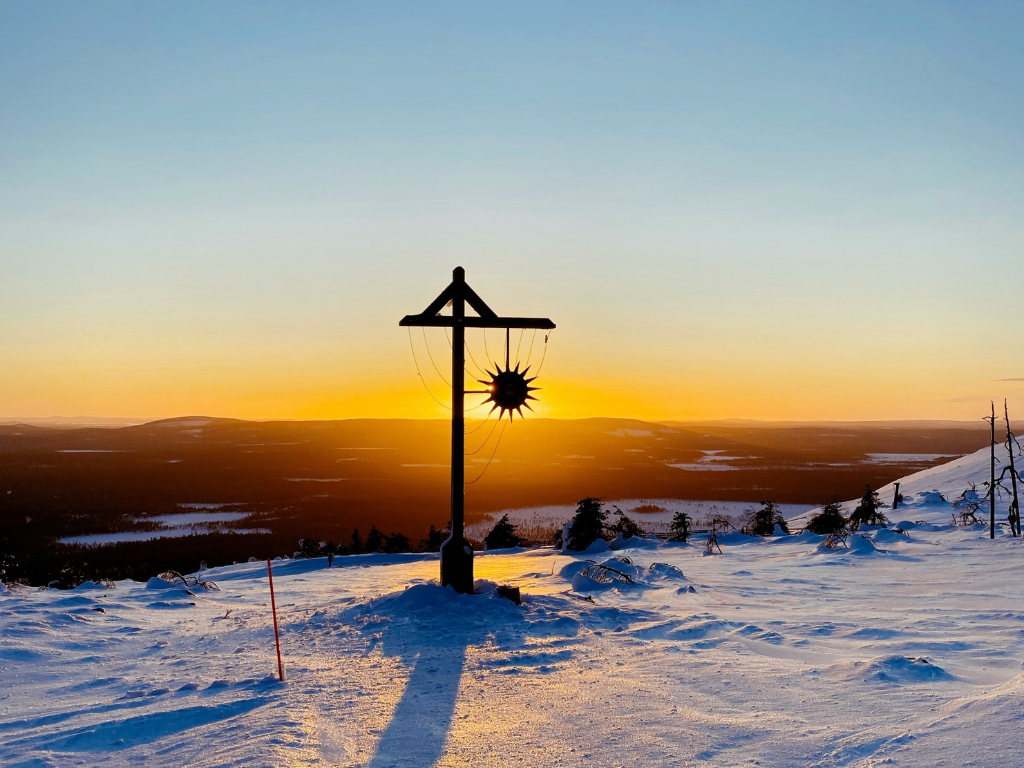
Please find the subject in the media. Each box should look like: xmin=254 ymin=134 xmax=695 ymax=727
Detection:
xmin=400 ymin=267 xmax=555 ymax=593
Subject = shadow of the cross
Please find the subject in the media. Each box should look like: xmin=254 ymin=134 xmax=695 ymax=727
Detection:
xmin=366 ymin=642 xmax=468 ymax=768
xmin=360 ymin=583 xmax=532 ymax=768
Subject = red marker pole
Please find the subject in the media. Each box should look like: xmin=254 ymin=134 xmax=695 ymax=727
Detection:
xmin=267 ymin=559 xmax=285 ymax=682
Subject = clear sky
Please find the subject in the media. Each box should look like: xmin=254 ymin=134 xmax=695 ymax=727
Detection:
xmin=2 ymin=1 xmax=1022 ymax=421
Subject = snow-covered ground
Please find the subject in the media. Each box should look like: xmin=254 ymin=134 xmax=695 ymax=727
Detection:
xmin=3 ymin=446 xmax=1023 ymax=767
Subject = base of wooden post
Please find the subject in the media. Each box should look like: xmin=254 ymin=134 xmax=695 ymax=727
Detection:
xmin=440 ymin=535 xmax=474 ymax=594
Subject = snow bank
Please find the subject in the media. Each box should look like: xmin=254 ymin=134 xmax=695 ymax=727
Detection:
xmin=872 ymin=528 xmax=910 ymax=545
xmin=823 ymin=655 xmax=954 ymax=684
xmin=813 ymin=534 xmax=880 ymax=556
xmin=608 ymin=533 xmax=660 ymax=550
xmin=73 ymin=580 xmax=114 ymax=591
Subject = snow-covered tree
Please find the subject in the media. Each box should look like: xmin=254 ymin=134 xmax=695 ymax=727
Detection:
xmin=565 ymin=497 xmax=608 ymax=551
xmin=806 ymin=501 xmax=847 ymax=535
xmin=848 ymin=486 xmax=889 ymax=530
xmin=669 ymin=511 xmax=692 ymax=542
xmin=297 ymin=538 xmax=324 ymax=559
xmin=484 ymin=514 xmax=523 ymax=550
xmin=746 ymin=500 xmax=790 ymax=536
xmin=609 ymin=507 xmax=644 ymax=539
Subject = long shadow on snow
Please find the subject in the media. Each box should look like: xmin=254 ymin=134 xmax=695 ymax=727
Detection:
xmin=353 ymin=582 xmax=586 ymax=768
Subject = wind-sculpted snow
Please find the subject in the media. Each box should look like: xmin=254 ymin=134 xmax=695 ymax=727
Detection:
xmin=3 ymin=481 xmax=1024 ymax=765
xmin=820 ymin=655 xmax=954 ymax=684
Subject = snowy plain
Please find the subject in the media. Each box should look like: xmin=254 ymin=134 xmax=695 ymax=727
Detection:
xmin=2 ymin=445 xmax=1023 ymax=767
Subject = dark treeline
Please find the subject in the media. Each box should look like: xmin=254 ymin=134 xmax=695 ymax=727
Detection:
xmin=1 ymin=523 xmax=456 ymax=587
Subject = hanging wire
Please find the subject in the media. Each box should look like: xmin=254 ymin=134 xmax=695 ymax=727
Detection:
xmin=514 ymin=328 xmax=525 ymax=364
xmin=407 ymin=328 xmax=451 ymax=411
xmin=534 ymin=330 xmax=552 ymax=375
xmin=524 ymin=329 xmax=538 ymax=367
xmin=465 ymin=408 xmax=495 ymax=436
xmin=465 ymin=397 xmax=490 ymax=412
xmin=466 ymin=421 xmax=508 ymax=485
xmin=464 ymin=331 xmax=488 ymax=377
xmin=443 ymin=325 xmax=454 ymax=350
xmin=465 ymin=415 xmax=501 ymax=455
xmin=482 ymin=328 xmax=492 ymax=366
xmin=421 ymin=328 xmax=451 ymax=387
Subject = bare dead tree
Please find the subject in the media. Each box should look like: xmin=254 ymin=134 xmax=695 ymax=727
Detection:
xmin=1005 ymin=400 xmax=1021 ymax=537
xmin=706 ymin=524 xmax=723 ymax=555
xmin=892 ymin=482 xmax=902 ymax=510
xmin=953 ymin=483 xmax=984 ymax=526
xmin=821 ymin=532 xmax=849 ymax=549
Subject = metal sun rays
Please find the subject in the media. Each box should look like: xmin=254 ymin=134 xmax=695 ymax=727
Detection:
xmin=477 ymin=358 xmax=539 ymax=421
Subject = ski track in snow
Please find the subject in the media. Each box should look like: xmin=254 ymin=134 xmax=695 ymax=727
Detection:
xmin=2 ymin=445 xmax=1024 ymax=767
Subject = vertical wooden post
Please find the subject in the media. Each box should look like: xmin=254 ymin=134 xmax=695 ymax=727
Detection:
xmin=892 ymin=482 xmax=900 ymax=510
xmin=440 ymin=267 xmax=473 ymax=593
xmin=399 ymin=266 xmax=553 ymax=594
xmin=267 ymin=559 xmax=285 ymax=682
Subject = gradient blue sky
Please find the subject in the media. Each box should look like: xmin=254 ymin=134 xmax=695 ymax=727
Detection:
xmin=2 ymin=1 xmax=1022 ymax=420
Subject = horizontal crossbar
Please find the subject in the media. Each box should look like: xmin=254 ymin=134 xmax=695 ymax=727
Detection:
xmin=400 ymin=315 xmax=555 ymax=329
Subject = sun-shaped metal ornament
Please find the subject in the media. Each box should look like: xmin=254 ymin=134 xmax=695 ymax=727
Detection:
xmin=479 ymin=362 xmax=539 ymax=421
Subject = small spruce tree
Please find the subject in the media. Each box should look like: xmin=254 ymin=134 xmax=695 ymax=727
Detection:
xmin=419 ymin=525 xmax=447 ymax=552
xmin=806 ymin=501 xmax=848 ymax=535
xmin=746 ymin=500 xmax=790 ymax=536
xmin=297 ymin=538 xmax=324 ymax=558
xmin=848 ymin=485 xmax=890 ymax=530
xmin=565 ymin=497 xmax=609 ymax=551
xmin=669 ymin=511 xmax=692 ymax=542
xmin=364 ymin=525 xmax=384 ymax=553
xmin=350 ymin=528 xmax=362 ymax=554
xmin=383 ymin=532 xmax=410 ymax=553
xmin=610 ymin=507 xmax=644 ymax=539
xmin=484 ymin=514 xmax=523 ymax=550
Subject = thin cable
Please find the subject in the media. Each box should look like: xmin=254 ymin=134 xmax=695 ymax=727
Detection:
xmin=465 ymin=415 xmax=501 ymax=455
xmin=407 ymin=328 xmax=451 ymax=410
xmin=422 ymin=328 xmax=451 ymax=387
xmin=443 ymin=326 xmax=454 ymax=349
xmin=514 ymin=329 xmax=524 ymax=364
xmin=466 ymin=421 xmax=508 ymax=485
xmin=534 ymin=330 xmax=552 ymax=375
xmin=465 ymin=336 xmax=488 ymax=377
xmin=465 ymin=409 xmax=494 ymax=436
xmin=524 ymin=330 xmax=538 ymax=368
xmin=483 ymin=328 xmax=492 ymax=366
